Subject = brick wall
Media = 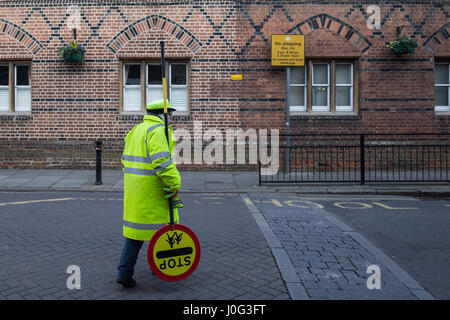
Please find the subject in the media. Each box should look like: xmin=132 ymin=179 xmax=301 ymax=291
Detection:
xmin=0 ymin=0 xmax=448 ymax=169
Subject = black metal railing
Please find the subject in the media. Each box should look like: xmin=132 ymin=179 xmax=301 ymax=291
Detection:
xmin=259 ymin=133 xmax=450 ymax=185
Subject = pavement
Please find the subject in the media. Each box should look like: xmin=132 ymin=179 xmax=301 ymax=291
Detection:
xmin=0 ymin=168 xmax=448 ymax=301
xmin=0 ymin=169 xmax=449 ymax=197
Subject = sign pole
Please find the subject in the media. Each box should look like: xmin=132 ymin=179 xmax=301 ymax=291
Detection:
xmin=160 ymin=41 xmax=175 ymax=227
xmin=271 ymin=34 xmax=304 ymax=174
xmin=285 ymin=67 xmax=291 ymax=174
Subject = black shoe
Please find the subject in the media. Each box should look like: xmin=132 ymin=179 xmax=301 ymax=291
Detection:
xmin=116 ymin=277 xmax=136 ymax=288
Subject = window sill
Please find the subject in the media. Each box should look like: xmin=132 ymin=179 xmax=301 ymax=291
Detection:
xmin=120 ymin=111 xmax=191 ymax=121
xmin=121 ymin=111 xmax=145 ymax=115
xmin=120 ymin=111 xmax=190 ymax=115
xmin=434 ymin=111 xmax=450 ymax=116
xmin=291 ymin=111 xmax=359 ymax=117
xmin=290 ymin=111 xmax=360 ymax=121
xmin=0 ymin=111 xmax=32 ymax=118
xmin=172 ymin=111 xmax=190 ymax=116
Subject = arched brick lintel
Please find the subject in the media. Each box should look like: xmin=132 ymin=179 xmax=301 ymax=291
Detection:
xmin=0 ymin=18 xmax=43 ymax=55
xmin=423 ymin=22 xmax=450 ymax=54
xmin=106 ymin=14 xmax=203 ymax=55
xmin=287 ymin=13 xmax=372 ymax=54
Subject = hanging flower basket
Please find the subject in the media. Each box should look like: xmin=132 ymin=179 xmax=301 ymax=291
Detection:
xmin=387 ymin=33 xmax=418 ymax=55
xmin=58 ymin=40 xmax=85 ymax=62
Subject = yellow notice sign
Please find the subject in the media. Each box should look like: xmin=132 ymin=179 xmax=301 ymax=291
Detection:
xmin=271 ymin=35 xmax=304 ymax=66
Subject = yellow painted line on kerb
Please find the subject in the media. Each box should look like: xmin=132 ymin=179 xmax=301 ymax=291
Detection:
xmin=0 ymin=198 xmax=76 ymax=207
xmin=243 ymin=196 xmax=253 ymax=206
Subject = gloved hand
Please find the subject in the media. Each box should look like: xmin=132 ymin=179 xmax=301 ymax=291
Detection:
xmin=163 ymin=187 xmax=184 ymax=208
xmin=163 ymin=186 xmax=179 ymax=199
xmin=172 ymin=198 xmax=184 ymax=208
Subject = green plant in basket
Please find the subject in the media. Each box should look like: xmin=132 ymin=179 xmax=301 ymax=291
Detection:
xmin=387 ymin=33 xmax=418 ymax=55
xmin=58 ymin=40 xmax=85 ymax=62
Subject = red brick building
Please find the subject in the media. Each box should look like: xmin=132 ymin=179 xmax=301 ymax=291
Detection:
xmin=0 ymin=0 xmax=449 ymax=169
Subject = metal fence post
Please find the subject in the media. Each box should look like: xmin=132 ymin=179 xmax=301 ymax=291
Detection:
xmin=258 ymin=160 xmax=262 ymax=186
xmin=95 ymin=140 xmax=103 ymax=185
xmin=360 ymin=134 xmax=365 ymax=185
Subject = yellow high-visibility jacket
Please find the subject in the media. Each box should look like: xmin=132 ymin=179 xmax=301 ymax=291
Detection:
xmin=121 ymin=114 xmax=180 ymax=241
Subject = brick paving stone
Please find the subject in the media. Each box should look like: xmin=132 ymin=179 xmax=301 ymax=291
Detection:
xmin=0 ymin=193 xmax=289 ymax=300
xmin=308 ymin=261 xmax=327 ymax=269
xmin=301 ymin=280 xmax=320 ymax=289
xmin=249 ymin=194 xmax=427 ymax=300
xmin=317 ymin=280 xmax=340 ymax=290
xmin=305 ymin=288 xmax=329 ymax=299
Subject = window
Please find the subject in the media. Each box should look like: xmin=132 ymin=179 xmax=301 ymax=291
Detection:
xmin=289 ymin=60 xmax=357 ymax=114
xmin=121 ymin=60 xmax=189 ymax=113
xmin=147 ymin=64 xmax=163 ymax=105
xmin=335 ymin=63 xmax=353 ymax=112
xmin=169 ymin=63 xmax=188 ymax=112
xmin=123 ymin=64 xmax=141 ymax=112
xmin=312 ymin=63 xmax=330 ymax=111
xmin=289 ymin=66 xmax=306 ymax=112
xmin=0 ymin=65 xmax=8 ymax=112
xmin=0 ymin=62 xmax=31 ymax=113
xmin=15 ymin=65 xmax=31 ymax=112
xmin=435 ymin=63 xmax=450 ymax=112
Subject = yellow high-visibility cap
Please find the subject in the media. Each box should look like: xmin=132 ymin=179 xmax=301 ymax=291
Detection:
xmin=146 ymin=99 xmax=176 ymax=112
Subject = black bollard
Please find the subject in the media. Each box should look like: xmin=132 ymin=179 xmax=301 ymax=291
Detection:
xmin=95 ymin=140 xmax=103 ymax=185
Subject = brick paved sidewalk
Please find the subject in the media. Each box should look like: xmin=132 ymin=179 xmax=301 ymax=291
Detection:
xmin=0 ymin=169 xmax=449 ymax=197
xmin=244 ymin=194 xmax=434 ymax=300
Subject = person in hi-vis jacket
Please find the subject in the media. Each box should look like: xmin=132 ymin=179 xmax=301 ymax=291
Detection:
xmin=117 ymin=99 xmax=183 ymax=288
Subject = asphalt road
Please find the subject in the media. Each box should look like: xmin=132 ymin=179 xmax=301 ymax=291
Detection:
xmin=1 ymin=191 xmax=449 ymax=300
xmin=320 ymin=195 xmax=450 ymax=299
xmin=250 ymin=194 xmax=450 ymax=299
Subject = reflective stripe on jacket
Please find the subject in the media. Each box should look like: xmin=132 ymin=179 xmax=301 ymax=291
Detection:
xmin=122 ymin=114 xmax=180 ymax=241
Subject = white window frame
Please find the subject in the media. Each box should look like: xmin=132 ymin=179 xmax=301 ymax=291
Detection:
xmin=169 ymin=62 xmax=189 ymax=113
xmin=311 ymin=62 xmax=330 ymax=112
xmin=14 ymin=64 xmax=31 ymax=112
xmin=435 ymin=62 xmax=450 ymax=112
xmin=0 ymin=64 xmax=9 ymax=112
xmin=289 ymin=66 xmax=307 ymax=112
xmin=123 ymin=63 xmax=142 ymax=112
xmin=146 ymin=63 xmax=163 ymax=106
xmin=335 ymin=62 xmax=353 ymax=112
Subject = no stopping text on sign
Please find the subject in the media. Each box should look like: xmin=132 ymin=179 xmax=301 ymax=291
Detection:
xmin=271 ymin=34 xmax=304 ymax=66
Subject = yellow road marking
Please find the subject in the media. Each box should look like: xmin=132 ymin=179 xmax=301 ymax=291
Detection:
xmin=255 ymin=199 xmax=284 ymax=207
xmin=334 ymin=202 xmax=373 ymax=209
xmin=0 ymin=198 xmax=76 ymax=207
xmin=243 ymin=196 xmax=253 ymax=206
xmin=284 ymin=200 xmax=324 ymax=209
xmin=372 ymin=202 xmax=418 ymax=210
xmin=271 ymin=199 xmax=283 ymax=207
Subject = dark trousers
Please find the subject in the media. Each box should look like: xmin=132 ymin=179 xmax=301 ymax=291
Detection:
xmin=117 ymin=237 xmax=144 ymax=280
